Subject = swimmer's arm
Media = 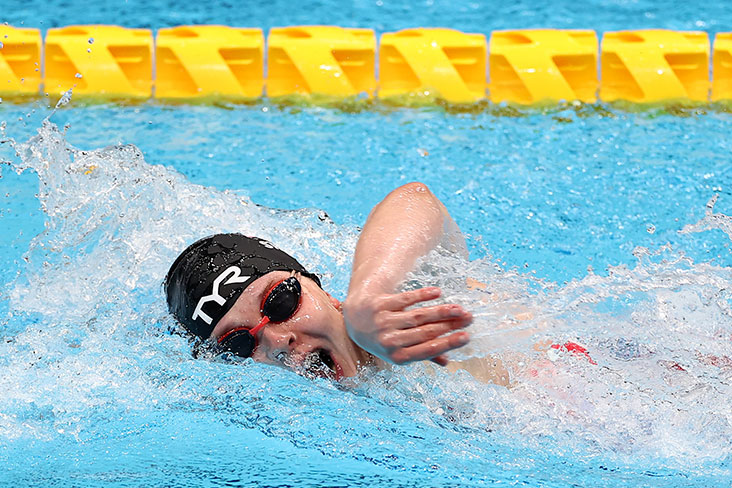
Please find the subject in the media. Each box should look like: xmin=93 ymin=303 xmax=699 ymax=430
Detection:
xmin=343 ymin=182 xmax=472 ymax=366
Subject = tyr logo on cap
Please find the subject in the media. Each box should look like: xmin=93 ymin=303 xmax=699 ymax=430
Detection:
xmin=192 ymin=266 xmax=250 ymax=325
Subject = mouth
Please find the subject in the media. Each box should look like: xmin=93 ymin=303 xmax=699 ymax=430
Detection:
xmin=317 ymin=348 xmax=335 ymax=371
xmin=298 ymin=348 xmax=343 ymax=381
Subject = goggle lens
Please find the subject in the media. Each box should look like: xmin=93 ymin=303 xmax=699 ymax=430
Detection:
xmin=217 ymin=329 xmax=256 ymax=357
xmin=262 ymin=276 xmax=301 ymax=322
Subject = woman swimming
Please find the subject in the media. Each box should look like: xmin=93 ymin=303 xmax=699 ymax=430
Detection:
xmin=165 ymin=182 xmax=495 ymax=381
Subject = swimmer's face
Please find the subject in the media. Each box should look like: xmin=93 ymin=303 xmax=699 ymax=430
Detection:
xmin=210 ymin=271 xmax=370 ymax=380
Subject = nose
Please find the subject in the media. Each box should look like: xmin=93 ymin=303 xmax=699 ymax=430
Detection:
xmin=259 ymin=323 xmax=297 ymax=361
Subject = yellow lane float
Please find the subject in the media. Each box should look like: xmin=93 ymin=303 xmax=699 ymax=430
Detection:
xmin=489 ymin=29 xmax=598 ymax=104
xmin=267 ymin=26 xmax=375 ymax=97
xmin=712 ymin=33 xmax=732 ymax=102
xmin=600 ymin=29 xmax=709 ymax=103
xmin=1 ymin=24 xmax=730 ymax=105
xmin=45 ymin=25 xmax=152 ymax=97
xmin=0 ymin=26 xmax=42 ymax=95
xmin=156 ymin=26 xmax=264 ymax=99
xmin=379 ymin=28 xmax=486 ymax=103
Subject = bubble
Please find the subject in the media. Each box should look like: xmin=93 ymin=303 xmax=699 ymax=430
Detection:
xmin=74 ymin=73 xmax=83 ymax=79
xmin=88 ymin=38 xmax=94 ymax=44
xmin=647 ymin=224 xmax=656 ymax=234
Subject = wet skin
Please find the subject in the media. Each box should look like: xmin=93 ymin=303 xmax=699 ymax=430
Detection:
xmin=210 ymin=271 xmax=371 ymax=379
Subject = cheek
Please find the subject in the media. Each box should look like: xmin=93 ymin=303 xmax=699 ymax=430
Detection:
xmin=293 ymin=300 xmax=339 ymax=334
xmin=304 ymin=293 xmax=327 ymax=313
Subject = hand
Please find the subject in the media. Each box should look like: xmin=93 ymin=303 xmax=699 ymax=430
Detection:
xmin=342 ymin=286 xmax=472 ymax=366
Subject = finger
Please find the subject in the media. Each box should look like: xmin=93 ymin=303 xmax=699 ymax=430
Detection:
xmin=430 ymin=354 xmax=449 ymax=367
xmin=382 ymin=318 xmax=471 ymax=349
xmin=390 ymin=331 xmax=470 ymax=365
xmin=383 ymin=287 xmax=441 ymax=311
xmin=390 ymin=303 xmax=471 ymax=330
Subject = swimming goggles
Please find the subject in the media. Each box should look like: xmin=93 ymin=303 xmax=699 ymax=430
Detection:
xmin=215 ymin=276 xmax=302 ymax=359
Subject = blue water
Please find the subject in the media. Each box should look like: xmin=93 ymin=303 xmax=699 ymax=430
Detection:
xmin=3 ymin=0 xmax=732 ymax=35
xmin=2 ymin=1 xmax=732 ymax=487
xmin=4 ymin=103 xmax=731 ymax=284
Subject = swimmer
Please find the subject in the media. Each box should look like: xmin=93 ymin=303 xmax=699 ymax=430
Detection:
xmin=165 ymin=182 xmax=505 ymax=382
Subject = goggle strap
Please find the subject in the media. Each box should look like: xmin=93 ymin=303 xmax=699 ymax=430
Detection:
xmin=249 ymin=315 xmax=270 ymax=336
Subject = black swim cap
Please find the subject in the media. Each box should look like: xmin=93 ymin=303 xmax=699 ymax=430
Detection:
xmin=165 ymin=233 xmax=321 ymax=340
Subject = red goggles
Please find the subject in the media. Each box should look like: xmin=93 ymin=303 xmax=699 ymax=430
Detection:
xmin=215 ymin=276 xmax=302 ymax=359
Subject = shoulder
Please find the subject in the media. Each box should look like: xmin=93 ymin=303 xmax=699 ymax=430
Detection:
xmin=390 ymin=182 xmax=433 ymax=196
xmin=379 ymin=182 xmax=437 ymax=206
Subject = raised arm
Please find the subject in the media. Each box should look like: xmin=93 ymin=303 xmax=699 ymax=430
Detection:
xmin=342 ymin=182 xmax=472 ymax=366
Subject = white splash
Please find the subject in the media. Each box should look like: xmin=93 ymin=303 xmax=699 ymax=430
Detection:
xmin=1 ymin=117 xmax=731 ymax=479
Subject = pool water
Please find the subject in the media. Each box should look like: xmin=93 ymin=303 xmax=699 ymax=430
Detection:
xmin=2 ymin=1 xmax=732 ymax=486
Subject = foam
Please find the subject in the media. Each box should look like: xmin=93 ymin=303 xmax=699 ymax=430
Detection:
xmin=1 ymin=113 xmax=731 ymax=480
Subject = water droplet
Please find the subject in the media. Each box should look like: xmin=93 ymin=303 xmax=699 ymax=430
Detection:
xmin=647 ymin=224 xmax=656 ymax=234
xmin=87 ymin=48 xmax=91 ymax=53
xmin=75 ymin=73 xmax=83 ymax=79
xmin=0 ymin=42 xmax=4 ymax=49
xmin=88 ymin=38 xmax=94 ymax=44
xmin=55 ymin=88 xmax=73 ymax=108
